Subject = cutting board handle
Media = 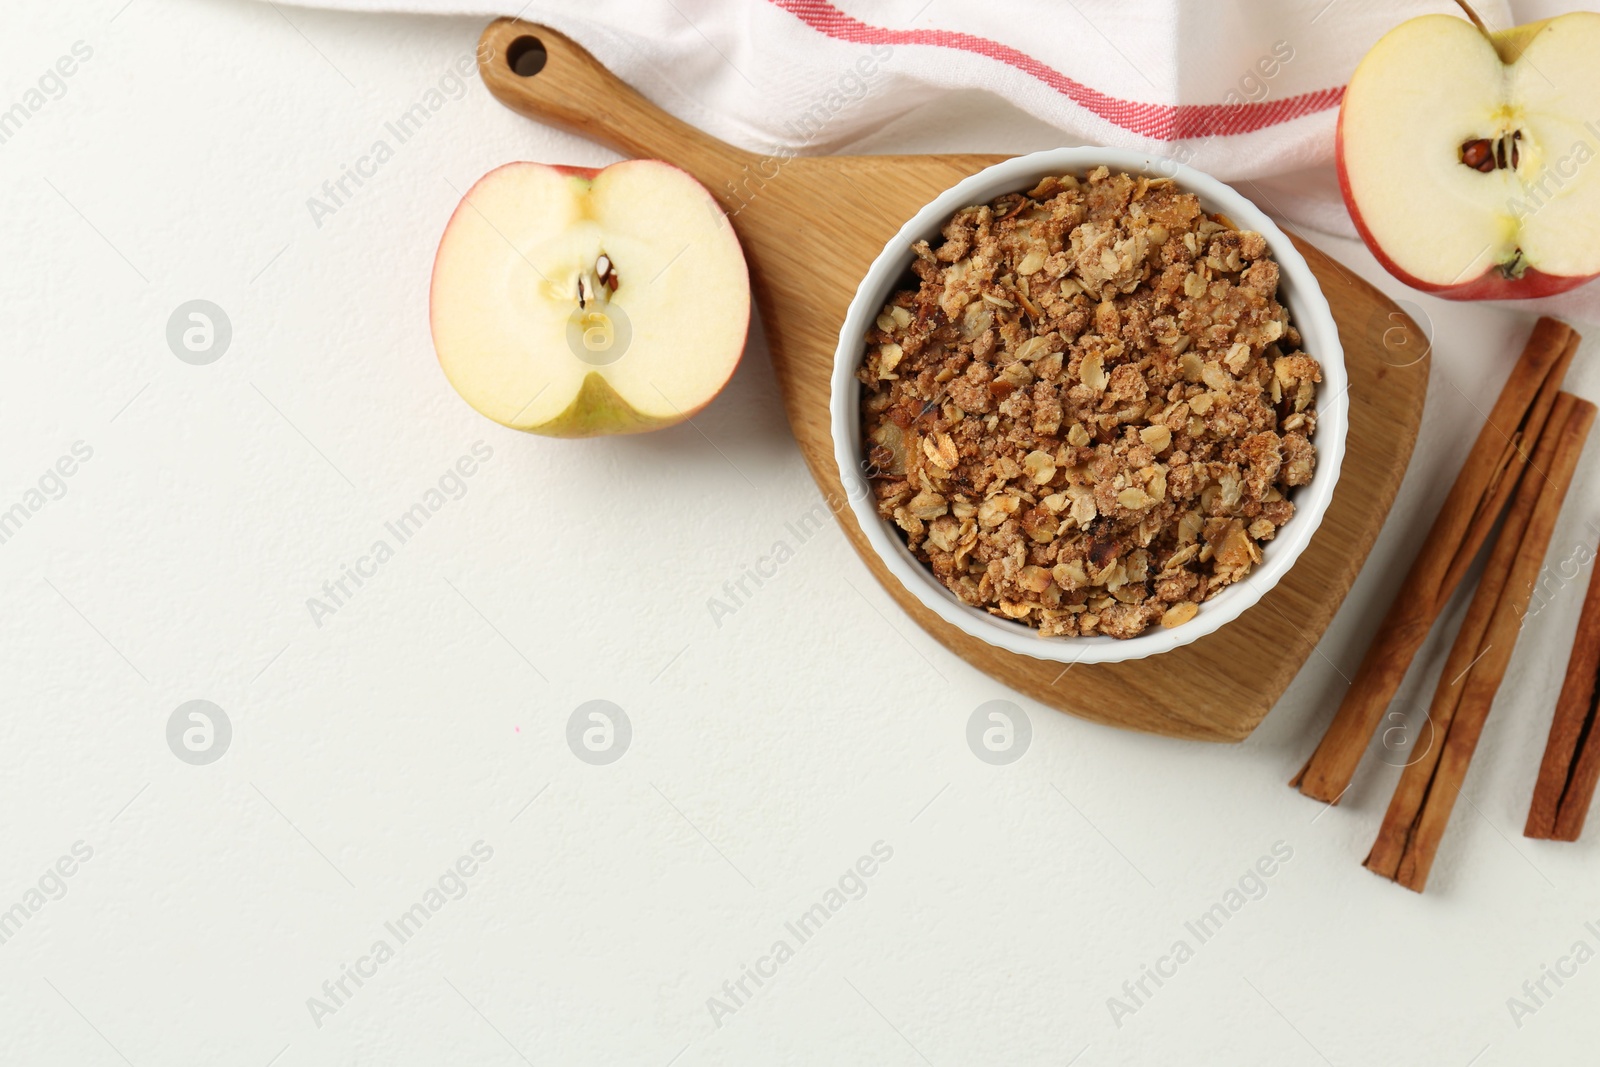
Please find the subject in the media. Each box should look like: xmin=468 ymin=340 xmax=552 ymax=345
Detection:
xmin=477 ymin=18 xmax=752 ymax=183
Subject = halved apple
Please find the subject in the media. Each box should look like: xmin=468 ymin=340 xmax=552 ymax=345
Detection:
xmin=430 ymin=160 xmax=749 ymax=435
xmin=1338 ymin=11 xmax=1600 ymax=300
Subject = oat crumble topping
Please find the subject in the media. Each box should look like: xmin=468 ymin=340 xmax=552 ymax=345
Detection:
xmin=857 ymin=168 xmax=1321 ymax=639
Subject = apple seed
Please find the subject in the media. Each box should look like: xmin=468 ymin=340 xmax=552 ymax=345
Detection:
xmin=576 ymin=254 xmax=620 ymax=310
xmin=596 ymin=253 xmax=619 ymax=292
xmin=1459 ymin=138 xmax=1495 ymax=172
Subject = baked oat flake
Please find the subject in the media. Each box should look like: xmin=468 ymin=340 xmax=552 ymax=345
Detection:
xmin=858 ymin=167 xmax=1320 ymax=639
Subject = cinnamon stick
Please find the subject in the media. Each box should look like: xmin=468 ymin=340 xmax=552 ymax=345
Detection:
xmin=1372 ymin=395 xmax=1596 ymax=892
xmin=1366 ymin=393 xmax=1577 ymax=876
xmin=1552 ymin=684 xmax=1600 ymax=841
xmin=1526 ymin=536 xmax=1600 ymax=840
xmin=1442 ymin=330 xmax=1580 ymax=594
xmin=1294 ymin=317 xmax=1578 ymax=803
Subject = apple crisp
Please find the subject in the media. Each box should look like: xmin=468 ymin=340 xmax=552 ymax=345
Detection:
xmin=858 ymin=167 xmax=1321 ymax=639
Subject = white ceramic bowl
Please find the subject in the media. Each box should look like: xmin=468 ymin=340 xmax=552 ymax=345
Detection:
xmin=831 ymin=148 xmax=1348 ymax=666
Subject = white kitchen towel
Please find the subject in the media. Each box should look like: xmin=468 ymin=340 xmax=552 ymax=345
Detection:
xmin=277 ymin=0 xmax=1600 ymax=320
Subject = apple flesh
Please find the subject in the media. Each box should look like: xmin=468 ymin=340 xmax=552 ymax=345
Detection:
xmin=1338 ymin=12 xmax=1600 ymax=300
xmin=430 ymin=160 xmax=750 ymax=435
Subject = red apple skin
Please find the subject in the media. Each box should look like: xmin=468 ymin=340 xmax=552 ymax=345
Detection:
xmin=1336 ymin=108 xmax=1600 ymax=301
xmin=428 ymin=160 xmax=750 ymax=437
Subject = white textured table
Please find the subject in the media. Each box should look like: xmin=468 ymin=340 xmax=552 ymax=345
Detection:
xmin=4 ymin=3 xmax=1599 ymax=1064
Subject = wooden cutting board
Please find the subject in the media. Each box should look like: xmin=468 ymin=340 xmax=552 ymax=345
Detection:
xmin=476 ymin=19 xmax=1429 ymax=741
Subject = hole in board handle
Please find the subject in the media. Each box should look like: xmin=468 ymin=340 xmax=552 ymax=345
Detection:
xmin=507 ymin=36 xmax=548 ymax=77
